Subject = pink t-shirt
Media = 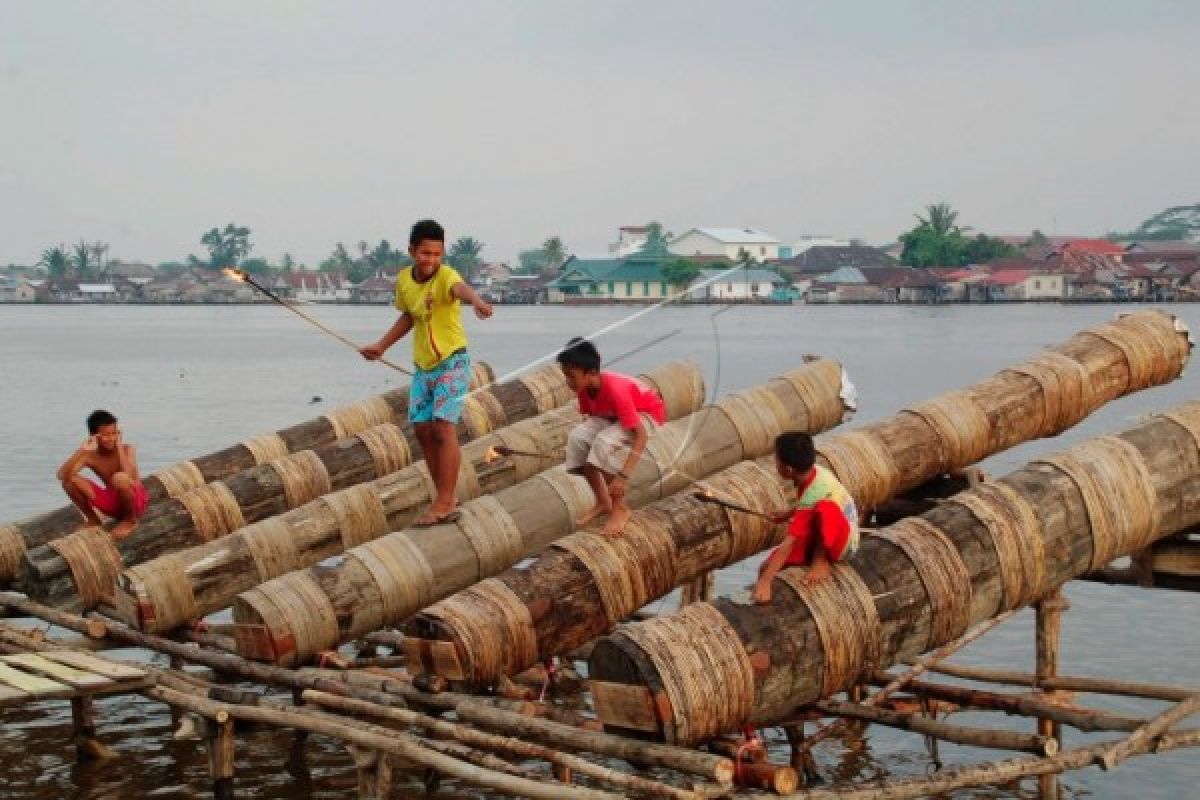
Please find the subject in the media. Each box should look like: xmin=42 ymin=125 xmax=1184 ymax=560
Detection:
xmin=578 ymin=372 xmax=666 ymax=429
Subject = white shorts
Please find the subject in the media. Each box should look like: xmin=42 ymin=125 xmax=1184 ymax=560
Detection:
xmin=565 ymin=415 xmax=656 ymax=476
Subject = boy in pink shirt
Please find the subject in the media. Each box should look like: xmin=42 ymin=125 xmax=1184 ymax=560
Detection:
xmin=557 ymin=337 xmax=666 ymax=537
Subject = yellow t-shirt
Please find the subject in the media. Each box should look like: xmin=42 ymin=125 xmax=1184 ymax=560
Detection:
xmin=394 ymin=264 xmax=468 ymax=371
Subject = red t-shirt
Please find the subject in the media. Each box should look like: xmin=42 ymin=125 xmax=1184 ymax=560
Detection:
xmin=578 ymin=372 xmax=666 ymax=429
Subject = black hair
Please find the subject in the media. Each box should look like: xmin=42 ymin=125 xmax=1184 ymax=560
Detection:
xmin=409 ymin=219 xmax=445 ymax=248
xmin=775 ymin=431 xmax=816 ymax=472
xmin=556 ymin=336 xmax=602 ymax=372
xmin=87 ymin=409 xmax=117 ymax=434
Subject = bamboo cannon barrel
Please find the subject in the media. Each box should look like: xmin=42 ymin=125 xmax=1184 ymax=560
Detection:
xmin=406 ymin=310 xmax=1192 ymax=691
xmin=231 ymin=359 xmax=852 ymax=666
xmin=22 ymin=362 xmax=575 ymax=611
xmin=587 ymin=399 xmax=1200 ymax=745
xmin=0 ymin=363 xmax=493 ymax=587
xmin=108 ymin=361 xmax=707 ymax=634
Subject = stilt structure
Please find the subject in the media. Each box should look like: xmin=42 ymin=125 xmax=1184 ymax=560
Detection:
xmin=23 ymin=361 xmax=576 ymax=611
xmin=407 ymin=310 xmax=1191 ymax=690
xmin=111 ymin=360 xmax=709 ymax=634
xmin=0 ymin=363 xmax=492 ymax=586
xmin=230 ymin=358 xmax=851 ymax=665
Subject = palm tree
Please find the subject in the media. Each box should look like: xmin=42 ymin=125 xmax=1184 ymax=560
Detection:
xmin=541 ymin=236 xmax=567 ymax=271
xmin=71 ymin=240 xmax=98 ymax=280
xmin=39 ymin=245 xmax=70 ymax=278
xmin=448 ymin=236 xmax=485 ymax=281
xmin=917 ymin=203 xmax=959 ymax=237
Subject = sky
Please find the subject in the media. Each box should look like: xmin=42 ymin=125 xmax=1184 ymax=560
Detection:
xmin=2 ymin=0 xmax=1198 ymax=267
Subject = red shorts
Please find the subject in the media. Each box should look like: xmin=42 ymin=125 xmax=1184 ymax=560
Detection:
xmin=782 ymin=501 xmax=855 ymax=567
xmin=88 ymin=479 xmax=149 ymax=518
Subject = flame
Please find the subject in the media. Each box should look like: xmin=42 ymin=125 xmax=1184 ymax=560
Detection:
xmin=702 ymin=489 xmax=715 ymax=499
xmin=483 ymin=446 xmax=502 ymax=464
xmin=223 ymin=267 xmax=247 ymax=283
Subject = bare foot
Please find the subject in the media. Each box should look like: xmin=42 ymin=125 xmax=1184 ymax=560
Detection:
xmin=576 ymin=503 xmax=611 ymax=528
xmin=413 ymin=507 xmax=462 ymax=528
xmin=110 ymin=519 xmax=138 ymax=541
xmin=600 ymin=506 xmax=631 ymax=538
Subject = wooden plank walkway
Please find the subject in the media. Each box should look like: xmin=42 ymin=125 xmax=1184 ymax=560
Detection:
xmin=0 ymin=652 xmax=151 ymax=708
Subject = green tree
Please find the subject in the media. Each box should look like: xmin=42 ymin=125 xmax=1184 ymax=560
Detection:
xmin=199 ymin=223 xmax=253 ymax=268
xmin=541 ymin=236 xmax=568 ymax=270
xmin=447 ymin=236 xmax=485 ymax=281
xmin=39 ymin=245 xmax=70 ymax=278
xmin=240 ymin=257 xmax=272 ymax=275
xmin=281 ymin=253 xmax=296 ymax=272
xmin=71 ymin=240 xmax=98 ymax=280
xmin=516 ymin=249 xmax=548 ymax=275
xmin=1025 ymin=229 xmax=1050 ymax=248
xmin=662 ymin=256 xmax=702 ymax=289
xmin=899 ymin=203 xmax=1015 ymax=267
xmin=320 ymin=242 xmax=354 ymax=274
xmin=637 ymin=222 xmax=670 ymax=257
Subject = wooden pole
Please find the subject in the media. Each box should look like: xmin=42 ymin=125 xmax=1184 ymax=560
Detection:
xmin=1095 ymin=693 xmax=1200 ymax=770
xmin=786 ymin=729 xmax=1200 ymax=800
xmin=869 ymin=674 xmax=1149 ymax=733
xmin=208 ymin=716 xmax=236 ymax=800
xmin=816 ymin=699 xmax=1057 ymax=755
xmin=71 ymin=696 xmax=117 ymax=761
xmin=423 ymin=311 xmax=1195 ymax=692
xmin=25 ymin=361 xmax=578 ymax=611
xmin=232 ymin=360 xmax=848 ymax=666
xmin=588 ymin=397 xmax=1200 ymax=745
xmin=904 ymin=660 xmax=1199 ymax=702
xmin=1034 ymin=588 xmax=1067 ymax=799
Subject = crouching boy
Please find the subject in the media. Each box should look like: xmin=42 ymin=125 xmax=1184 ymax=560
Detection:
xmin=557 ymin=337 xmax=666 ymax=537
xmin=753 ymin=431 xmax=859 ymax=602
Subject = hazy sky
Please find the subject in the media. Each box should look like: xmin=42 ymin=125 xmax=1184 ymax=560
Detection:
xmin=2 ymin=1 xmax=1198 ymax=267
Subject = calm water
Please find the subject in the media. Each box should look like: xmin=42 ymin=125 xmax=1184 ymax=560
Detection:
xmin=1 ymin=303 xmax=1198 ymax=798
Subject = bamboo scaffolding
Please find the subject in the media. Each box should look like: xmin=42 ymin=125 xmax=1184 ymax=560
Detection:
xmin=414 ymin=311 xmax=1192 ymax=691
xmin=23 ymin=361 xmax=575 ymax=611
xmin=0 ymin=363 xmax=493 ymax=586
xmin=103 ymin=361 xmax=703 ymax=634
xmin=588 ymin=396 xmax=1200 ymax=745
xmin=231 ymin=358 xmax=851 ymax=666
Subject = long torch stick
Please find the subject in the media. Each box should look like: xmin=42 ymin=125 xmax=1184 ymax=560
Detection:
xmin=225 ymin=268 xmax=413 ymax=376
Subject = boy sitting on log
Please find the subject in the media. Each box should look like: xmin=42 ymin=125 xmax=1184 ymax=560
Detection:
xmin=753 ymin=432 xmax=859 ymax=601
xmin=57 ymin=409 xmax=148 ymax=540
xmin=557 ymin=337 xmax=666 ymax=537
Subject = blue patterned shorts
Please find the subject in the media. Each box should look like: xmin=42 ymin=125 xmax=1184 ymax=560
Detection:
xmin=409 ymin=350 xmax=471 ymax=424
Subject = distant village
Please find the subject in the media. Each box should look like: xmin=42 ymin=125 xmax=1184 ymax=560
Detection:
xmin=4 ymin=222 xmax=1200 ymax=306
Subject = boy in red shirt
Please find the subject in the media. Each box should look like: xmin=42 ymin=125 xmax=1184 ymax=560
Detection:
xmin=557 ymin=337 xmax=666 ymax=537
xmin=753 ymin=431 xmax=859 ymax=602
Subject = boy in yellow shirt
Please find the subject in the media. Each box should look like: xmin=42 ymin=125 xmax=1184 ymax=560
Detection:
xmin=361 ymin=219 xmax=493 ymax=526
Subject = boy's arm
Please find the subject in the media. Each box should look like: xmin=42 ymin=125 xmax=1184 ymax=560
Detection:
xmin=450 ymin=281 xmax=493 ymax=319
xmin=361 ymin=312 xmax=414 ymax=360
xmin=609 ymin=421 xmax=648 ymax=500
xmin=753 ymin=537 xmax=795 ymax=604
xmin=119 ymin=443 xmax=140 ymax=482
xmin=56 ymin=439 xmax=95 ymax=482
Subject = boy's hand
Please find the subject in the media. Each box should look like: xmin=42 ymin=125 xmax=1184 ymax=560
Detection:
xmin=359 ymin=343 xmax=386 ymax=361
xmin=473 ymin=299 xmax=494 ymax=320
xmin=768 ymin=509 xmax=792 ymax=525
xmin=752 ymin=580 xmax=773 ymax=605
xmin=81 ymin=436 xmax=98 ymax=453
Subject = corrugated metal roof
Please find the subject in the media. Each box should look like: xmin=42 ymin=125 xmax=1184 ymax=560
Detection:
xmin=686 ymin=227 xmax=781 ymax=244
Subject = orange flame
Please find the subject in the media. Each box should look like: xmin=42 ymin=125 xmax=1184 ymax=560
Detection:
xmin=223 ymin=267 xmax=247 ymax=283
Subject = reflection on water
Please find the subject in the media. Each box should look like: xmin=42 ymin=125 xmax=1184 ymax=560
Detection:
xmin=1 ymin=304 xmax=1198 ymax=798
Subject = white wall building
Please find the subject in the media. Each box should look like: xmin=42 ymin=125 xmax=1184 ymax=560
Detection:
xmin=791 ymin=235 xmax=851 ymax=254
xmin=1021 ymin=272 xmax=1066 ymax=299
xmin=689 ymin=268 xmax=784 ymax=300
xmin=609 ymin=226 xmax=651 ymax=257
xmin=669 ymin=228 xmax=782 ymax=262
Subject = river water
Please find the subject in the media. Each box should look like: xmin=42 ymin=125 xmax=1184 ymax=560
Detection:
xmin=0 ymin=303 xmax=1197 ymax=798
